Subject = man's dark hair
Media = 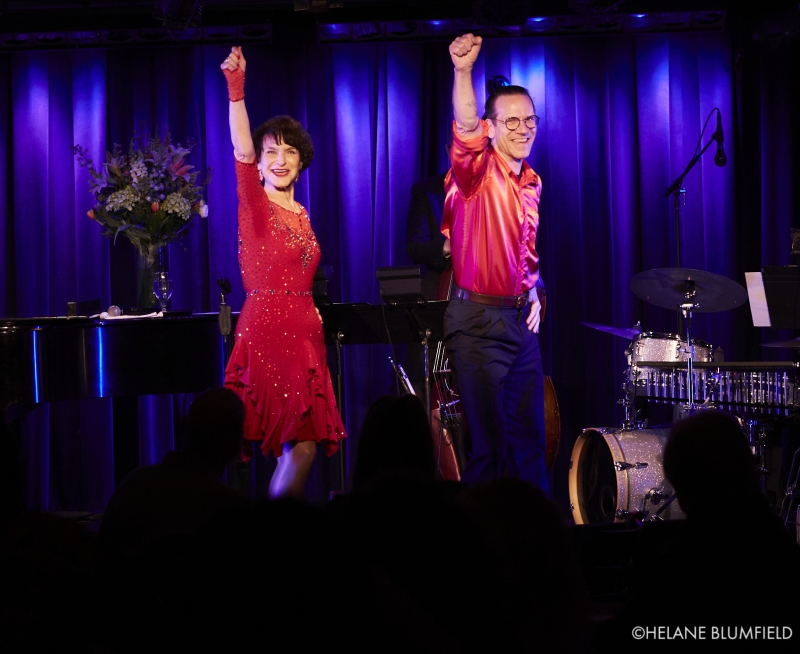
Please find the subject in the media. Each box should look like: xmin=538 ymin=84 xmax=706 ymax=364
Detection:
xmin=482 ymin=85 xmax=535 ymax=120
xmin=253 ymin=115 xmax=315 ymax=171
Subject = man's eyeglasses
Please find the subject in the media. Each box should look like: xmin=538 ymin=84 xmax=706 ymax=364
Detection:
xmin=492 ymin=115 xmax=541 ymax=130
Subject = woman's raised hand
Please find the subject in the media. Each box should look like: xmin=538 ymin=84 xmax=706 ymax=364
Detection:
xmin=221 ymin=46 xmax=246 ymax=74
xmin=222 ymin=46 xmax=246 ymax=103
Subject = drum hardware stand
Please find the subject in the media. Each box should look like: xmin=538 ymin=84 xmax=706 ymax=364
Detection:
xmin=746 ymin=419 xmax=771 ymax=494
xmin=616 ymin=488 xmax=674 ymax=522
xmin=335 ymin=331 xmax=346 ymax=492
xmin=406 ymin=305 xmax=433 ymax=425
xmin=614 ymin=490 xmax=678 ymax=522
xmin=647 ymin=492 xmax=679 ymax=522
xmin=422 ymin=328 xmax=431 ymax=424
xmin=619 ymin=370 xmax=647 ymax=431
xmin=614 ymin=461 xmax=648 ymax=471
xmin=216 ymin=277 xmax=233 ymax=372
xmin=678 ymin=283 xmax=699 ymax=409
xmin=780 ymin=446 xmax=800 ymax=540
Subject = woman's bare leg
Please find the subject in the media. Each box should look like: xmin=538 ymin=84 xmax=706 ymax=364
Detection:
xmin=268 ymin=440 xmax=317 ymax=500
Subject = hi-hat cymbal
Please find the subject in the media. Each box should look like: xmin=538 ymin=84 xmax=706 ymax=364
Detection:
xmin=761 ymin=338 xmax=800 ymax=349
xmin=630 ymin=268 xmax=747 ymax=313
xmin=580 ymin=322 xmax=641 ymax=340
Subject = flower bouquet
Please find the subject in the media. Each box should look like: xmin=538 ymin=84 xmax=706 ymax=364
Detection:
xmin=73 ymin=129 xmax=210 ymax=307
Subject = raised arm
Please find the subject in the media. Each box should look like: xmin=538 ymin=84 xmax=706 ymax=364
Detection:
xmin=449 ymin=34 xmax=483 ymax=137
xmin=221 ymin=46 xmax=256 ymax=163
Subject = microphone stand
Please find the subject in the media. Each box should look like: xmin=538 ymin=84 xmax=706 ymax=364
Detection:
xmin=664 ymin=134 xmax=718 ymax=266
xmin=218 ymin=277 xmax=248 ymax=493
xmin=217 ymin=277 xmax=232 ymax=380
xmin=664 ymin=109 xmax=720 ymax=333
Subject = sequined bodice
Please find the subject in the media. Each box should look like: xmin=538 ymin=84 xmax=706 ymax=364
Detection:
xmin=235 ymin=159 xmax=321 ymax=294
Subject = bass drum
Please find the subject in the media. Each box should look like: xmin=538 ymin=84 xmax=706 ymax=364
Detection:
xmin=569 ymin=427 xmax=684 ymax=524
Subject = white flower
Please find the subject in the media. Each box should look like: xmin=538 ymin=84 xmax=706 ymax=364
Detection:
xmin=162 ymin=192 xmax=191 ymax=220
xmin=199 ymin=201 xmax=209 ymax=218
xmin=105 ymin=187 xmax=138 ymax=212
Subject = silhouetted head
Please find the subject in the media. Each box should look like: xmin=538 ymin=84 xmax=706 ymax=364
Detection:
xmin=664 ymin=410 xmax=759 ymax=518
xmin=351 ymin=394 xmax=435 ymax=491
xmin=182 ymin=387 xmax=245 ymax=474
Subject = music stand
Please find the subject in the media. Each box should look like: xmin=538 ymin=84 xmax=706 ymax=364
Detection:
xmin=318 ymin=301 xmax=448 ymax=490
xmin=748 ymin=266 xmax=800 ymax=329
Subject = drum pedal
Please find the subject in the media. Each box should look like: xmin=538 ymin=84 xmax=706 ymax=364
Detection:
xmin=644 ymin=488 xmax=670 ymax=504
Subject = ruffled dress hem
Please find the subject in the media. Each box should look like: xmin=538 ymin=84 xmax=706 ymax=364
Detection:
xmin=224 ymin=337 xmax=345 ymax=460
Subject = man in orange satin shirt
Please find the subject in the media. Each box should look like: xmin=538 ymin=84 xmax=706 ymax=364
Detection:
xmin=442 ymin=33 xmax=548 ymax=494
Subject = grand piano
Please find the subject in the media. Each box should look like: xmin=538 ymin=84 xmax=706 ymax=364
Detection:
xmin=0 ymin=293 xmax=447 ymax=511
xmin=1 ymin=313 xmax=230 ymax=412
xmin=0 ymin=312 xmax=235 ymax=512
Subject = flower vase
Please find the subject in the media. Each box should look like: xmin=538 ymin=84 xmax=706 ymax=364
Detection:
xmin=136 ymin=245 xmax=168 ymax=309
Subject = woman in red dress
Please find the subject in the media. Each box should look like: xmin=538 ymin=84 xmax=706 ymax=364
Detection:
xmin=221 ymin=46 xmax=346 ymax=499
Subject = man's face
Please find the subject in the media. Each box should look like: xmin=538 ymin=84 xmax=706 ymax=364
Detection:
xmin=487 ymin=94 xmax=536 ymax=166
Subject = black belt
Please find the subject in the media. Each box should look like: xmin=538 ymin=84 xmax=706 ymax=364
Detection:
xmin=452 ymin=285 xmax=529 ymax=308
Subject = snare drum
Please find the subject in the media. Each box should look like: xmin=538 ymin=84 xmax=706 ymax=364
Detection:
xmin=627 ymin=332 xmax=712 ymax=366
xmin=569 ymin=427 xmax=685 ymax=524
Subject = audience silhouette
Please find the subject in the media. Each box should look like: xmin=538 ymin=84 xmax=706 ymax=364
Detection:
xmin=17 ymin=393 xmax=800 ymax=652
xmin=350 ymin=394 xmax=436 ymax=493
xmin=96 ymin=387 xmax=251 ymax=652
xmin=595 ymin=410 xmax=800 ymax=651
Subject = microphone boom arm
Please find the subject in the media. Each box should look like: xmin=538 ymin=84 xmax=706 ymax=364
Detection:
xmin=664 ymin=133 xmax=717 ymax=198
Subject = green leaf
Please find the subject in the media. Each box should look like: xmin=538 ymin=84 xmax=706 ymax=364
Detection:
xmin=113 ymin=224 xmax=132 ymax=245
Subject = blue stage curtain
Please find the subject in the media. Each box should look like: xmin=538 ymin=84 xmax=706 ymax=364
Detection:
xmin=1 ymin=32 xmax=796 ymax=511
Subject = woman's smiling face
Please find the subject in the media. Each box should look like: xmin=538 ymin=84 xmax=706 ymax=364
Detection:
xmin=258 ymin=135 xmax=302 ymax=192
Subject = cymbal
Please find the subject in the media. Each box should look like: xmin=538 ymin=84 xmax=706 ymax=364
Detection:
xmin=630 ymin=268 xmax=748 ymax=313
xmin=580 ymin=322 xmax=641 ymax=340
xmin=761 ymin=338 xmax=800 ymax=349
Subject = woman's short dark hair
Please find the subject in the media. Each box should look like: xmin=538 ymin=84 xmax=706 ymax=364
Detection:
xmin=253 ymin=115 xmax=315 ymax=171
xmin=482 ymin=85 xmax=535 ymax=120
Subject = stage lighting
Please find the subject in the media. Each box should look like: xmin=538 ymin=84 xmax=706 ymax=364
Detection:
xmin=152 ymin=0 xmax=204 ymax=30
xmin=623 ymin=13 xmax=658 ymax=32
xmin=692 ymin=12 xmax=725 ymax=30
xmin=387 ymin=21 xmax=420 ymax=39
xmin=352 ymin=23 xmax=384 ymax=41
xmin=658 ymin=12 xmax=692 ymax=31
xmin=318 ymin=23 xmax=352 ymax=42
xmin=421 ymin=20 xmax=453 ymax=36
xmin=569 ymin=0 xmax=626 ymax=13
xmin=294 ymin=0 xmax=344 ymax=12
xmin=474 ymin=0 xmax=536 ymax=26
xmin=523 ymin=17 xmax=556 ymax=34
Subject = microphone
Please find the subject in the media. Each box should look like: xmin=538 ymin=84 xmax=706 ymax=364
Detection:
xmin=714 ymin=109 xmax=727 ymax=167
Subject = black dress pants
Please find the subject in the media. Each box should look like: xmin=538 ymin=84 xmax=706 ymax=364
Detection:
xmin=443 ymin=298 xmax=549 ymax=495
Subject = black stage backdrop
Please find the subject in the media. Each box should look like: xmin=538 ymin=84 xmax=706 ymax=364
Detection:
xmin=1 ymin=21 xmax=798 ymax=512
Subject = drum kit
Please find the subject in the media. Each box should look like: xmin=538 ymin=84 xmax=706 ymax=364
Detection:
xmin=569 ymin=267 xmax=800 ymax=526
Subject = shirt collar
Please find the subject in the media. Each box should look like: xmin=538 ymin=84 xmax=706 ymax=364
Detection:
xmin=489 ymin=145 xmax=540 ymax=187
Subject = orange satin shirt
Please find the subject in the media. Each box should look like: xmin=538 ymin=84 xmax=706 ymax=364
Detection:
xmin=441 ymin=121 xmax=542 ymax=297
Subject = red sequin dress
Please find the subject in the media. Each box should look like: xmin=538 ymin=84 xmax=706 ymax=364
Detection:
xmin=224 ymin=159 xmax=346 ymax=457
